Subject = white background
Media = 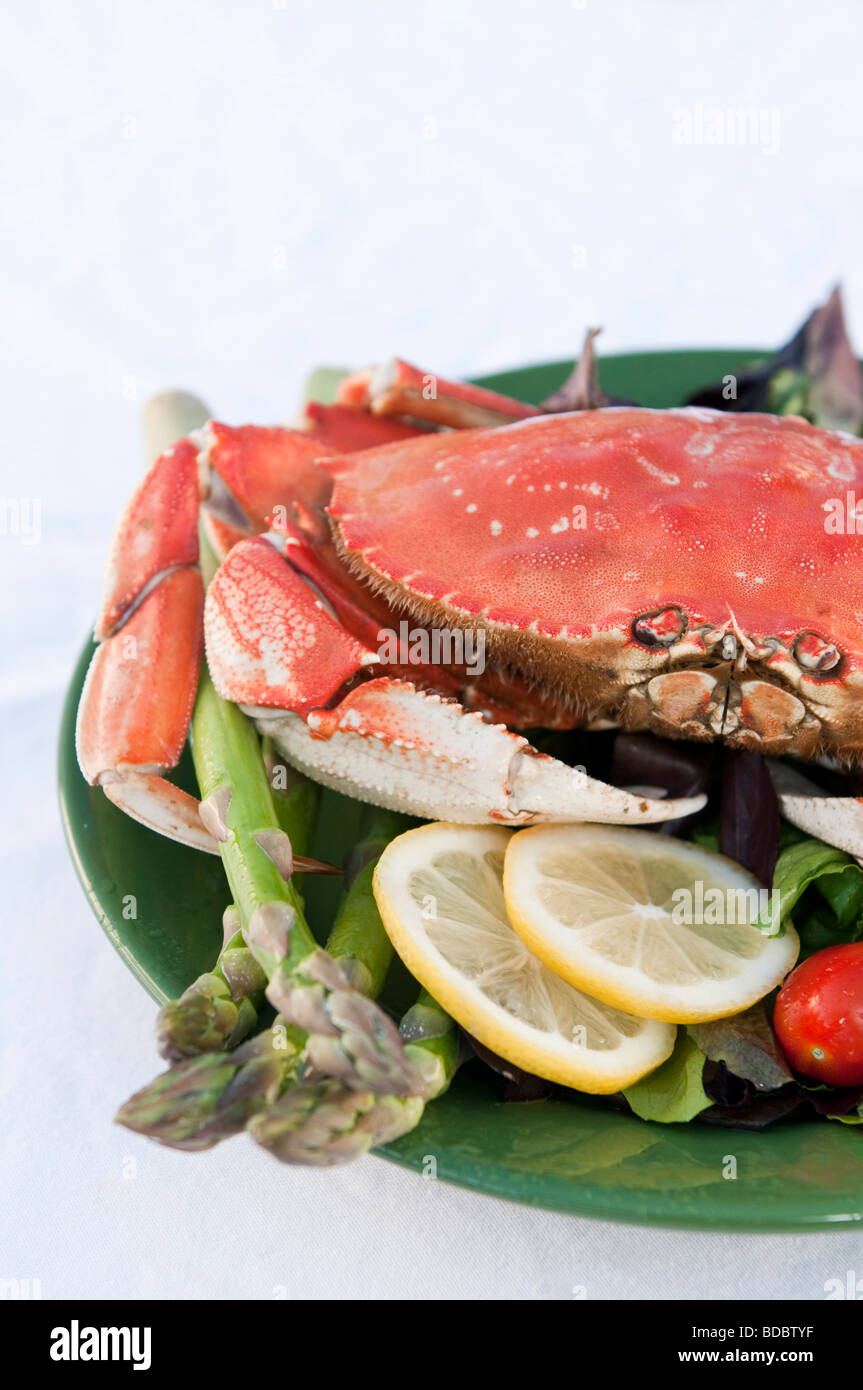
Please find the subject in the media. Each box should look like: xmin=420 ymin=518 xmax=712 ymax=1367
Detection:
xmin=3 ymin=0 xmax=863 ymax=1300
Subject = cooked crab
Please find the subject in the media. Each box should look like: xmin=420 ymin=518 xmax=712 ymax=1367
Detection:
xmin=76 ymin=360 xmax=863 ymax=860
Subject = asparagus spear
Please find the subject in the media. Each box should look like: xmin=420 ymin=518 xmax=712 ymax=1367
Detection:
xmin=249 ymin=809 xmax=460 ymax=1164
xmin=155 ymin=769 xmax=321 ymax=1061
xmin=156 ymin=505 xmax=329 ymax=1060
xmin=115 ymin=1023 xmax=303 ymax=1151
xmin=154 ymin=908 xmax=265 ymax=1062
xmin=116 ymin=994 xmax=456 ymax=1162
xmin=189 ymin=665 xmax=415 ymax=1096
xmin=116 ymin=807 xmax=417 ymax=1151
xmin=249 ymin=989 xmax=460 ymax=1166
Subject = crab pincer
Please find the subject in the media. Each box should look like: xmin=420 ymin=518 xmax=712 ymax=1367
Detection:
xmin=75 ymin=406 xmax=347 ymax=849
xmin=75 ymin=431 xmax=210 ymax=847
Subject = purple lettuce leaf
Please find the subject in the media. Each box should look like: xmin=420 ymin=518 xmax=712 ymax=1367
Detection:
xmin=689 ymin=1002 xmax=793 ymax=1092
xmin=687 ymin=285 xmax=863 ymax=433
xmin=541 ymin=327 xmax=635 ymax=413
xmin=720 ymin=749 xmax=780 ymax=886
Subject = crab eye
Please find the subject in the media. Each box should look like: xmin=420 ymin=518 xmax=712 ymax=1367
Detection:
xmin=632 ymin=606 xmax=686 ymax=648
xmin=792 ymin=632 xmax=842 ymax=674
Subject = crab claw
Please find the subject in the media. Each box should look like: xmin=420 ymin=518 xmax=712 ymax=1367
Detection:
xmin=200 ymin=422 xmax=336 ymax=529
xmin=335 ymin=358 xmax=539 ymax=429
xmin=77 ymin=567 xmax=211 ymax=847
xmin=205 ymin=535 xmax=705 ymax=826
xmin=768 ymin=761 xmax=863 ymax=862
xmin=77 ymin=430 xmax=214 ymax=849
xmin=204 ymin=535 xmax=377 ymax=715
xmin=195 ymin=422 xmax=354 ymax=561
xmin=249 ymin=681 xmax=704 ymax=827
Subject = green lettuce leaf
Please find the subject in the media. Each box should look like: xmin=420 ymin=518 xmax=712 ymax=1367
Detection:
xmin=771 ymin=838 xmax=863 ymax=957
xmin=622 ymin=1032 xmax=711 ymax=1123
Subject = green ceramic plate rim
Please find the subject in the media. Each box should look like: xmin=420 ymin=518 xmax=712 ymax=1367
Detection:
xmin=58 ymin=349 xmax=863 ymax=1231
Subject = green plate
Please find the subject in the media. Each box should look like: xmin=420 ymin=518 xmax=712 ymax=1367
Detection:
xmin=58 ymin=350 xmax=863 ymax=1230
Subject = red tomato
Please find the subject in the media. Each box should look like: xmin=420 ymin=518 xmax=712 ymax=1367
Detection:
xmin=773 ymin=943 xmax=863 ymax=1086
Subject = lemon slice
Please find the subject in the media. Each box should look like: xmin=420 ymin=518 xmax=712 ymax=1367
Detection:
xmin=503 ymin=825 xmax=799 ymax=1024
xmin=372 ymin=823 xmax=676 ymax=1092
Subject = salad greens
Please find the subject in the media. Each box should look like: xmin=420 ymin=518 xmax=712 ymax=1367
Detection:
xmin=610 ymin=770 xmax=863 ymax=1130
xmin=686 ymin=284 xmax=863 ymax=434
xmin=689 ymin=1004 xmax=793 ymax=1093
xmin=771 ymin=838 xmax=863 ymax=958
xmin=623 ymin=1034 xmax=711 ymax=1124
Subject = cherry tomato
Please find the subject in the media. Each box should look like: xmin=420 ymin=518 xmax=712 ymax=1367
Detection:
xmin=773 ymin=943 xmax=863 ymax=1086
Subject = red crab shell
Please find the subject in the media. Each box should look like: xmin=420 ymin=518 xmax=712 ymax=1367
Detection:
xmin=324 ymin=407 xmax=863 ymax=761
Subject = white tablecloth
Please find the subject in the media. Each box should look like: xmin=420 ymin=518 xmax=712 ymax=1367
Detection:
xmin=3 ymin=0 xmax=862 ymax=1299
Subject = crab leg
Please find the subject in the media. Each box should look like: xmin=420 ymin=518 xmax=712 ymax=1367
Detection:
xmin=76 ymin=425 xmax=214 ymax=848
xmin=93 ymin=435 xmax=202 ymax=641
xmin=335 ymin=357 xmax=539 ymax=429
xmin=205 ymin=537 xmax=705 ymax=827
xmin=78 ymin=568 xmax=208 ymax=843
xmin=301 ymin=401 xmax=427 ymax=451
xmin=768 ymin=761 xmax=863 ymax=862
xmin=77 ymin=409 xmax=350 ymax=852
